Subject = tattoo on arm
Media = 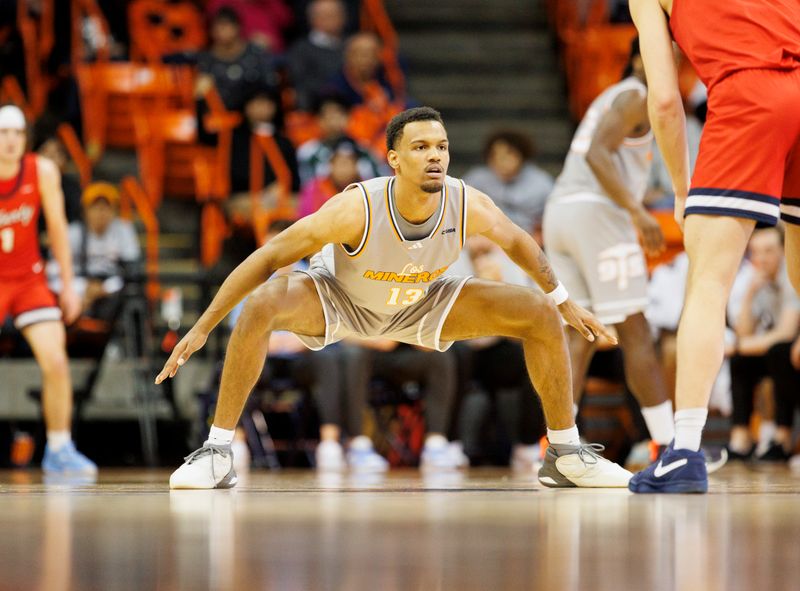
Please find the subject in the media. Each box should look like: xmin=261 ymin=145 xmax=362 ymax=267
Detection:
xmin=537 ymin=249 xmax=558 ymax=291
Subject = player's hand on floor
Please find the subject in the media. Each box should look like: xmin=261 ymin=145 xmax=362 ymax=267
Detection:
xmin=557 ymin=300 xmax=618 ymax=345
xmin=155 ymin=328 xmax=208 ymax=384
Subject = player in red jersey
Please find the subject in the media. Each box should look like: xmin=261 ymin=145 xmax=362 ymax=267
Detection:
xmin=628 ymin=0 xmax=800 ymax=493
xmin=0 ymin=105 xmax=96 ymax=476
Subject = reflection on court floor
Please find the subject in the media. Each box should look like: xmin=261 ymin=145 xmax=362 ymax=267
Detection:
xmin=0 ymin=466 xmax=798 ymax=591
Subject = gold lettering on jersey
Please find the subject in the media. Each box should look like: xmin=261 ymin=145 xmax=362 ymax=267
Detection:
xmin=363 ymin=265 xmax=449 ymax=284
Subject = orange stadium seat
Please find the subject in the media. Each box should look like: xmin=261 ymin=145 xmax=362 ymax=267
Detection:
xmin=76 ymin=62 xmax=195 ymax=157
xmin=128 ymin=0 xmax=207 ymax=62
xmin=645 ymin=209 xmax=685 ymax=271
xmin=563 ymin=24 xmax=638 ymax=119
xmin=549 ymin=0 xmax=609 ymax=44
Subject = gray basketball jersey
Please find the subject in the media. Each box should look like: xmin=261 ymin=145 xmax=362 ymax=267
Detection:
xmin=549 ymin=77 xmax=653 ymax=204
xmin=319 ymin=175 xmax=468 ymax=315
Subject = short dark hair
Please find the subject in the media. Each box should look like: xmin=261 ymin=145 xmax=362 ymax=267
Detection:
xmin=482 ymin=130 xmax=536 ymax=162
xmin=312 ymin=93 xmax=350 ymax=116
xmin=212 ymin=6 xmax=241 ymax=26
xmin=385 ymin=106 xmax=444 ymax=151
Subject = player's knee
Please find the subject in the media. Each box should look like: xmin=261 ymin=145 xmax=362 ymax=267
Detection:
xmin=516 ymin=291 xmax=560 ymax=340
xmin=239 ymin=279 xmax=285 ymax=333
xmin=40 ymin=349 xmax=69 ymax=379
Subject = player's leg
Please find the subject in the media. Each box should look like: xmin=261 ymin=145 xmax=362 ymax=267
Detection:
xmin=615 ymin=313 xmax=674 ymax=447
xmin=780 ymin=135 xmax=800 ymax=295
xmin=213 ymin=274 xmax=325 ymax=429
xmin=22 ymin=320 xmax=97 ymax=474
xmin=567 ymin=328 xmax=596 ymax=408
xmin=542 ymin=201 xmax=595 ymax=410
xmin=440 ymin=279 xmax=632 ymax=487
xmin=170 ymin=273 xmax=326 ymax=488
xmin=628 ymin=215 xmax=754 ymax=494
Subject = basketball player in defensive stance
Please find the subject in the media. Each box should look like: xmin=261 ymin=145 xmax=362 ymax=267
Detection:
xmin=628 ymin=0 xmax=800 ymax=492
xmin=0 ymin=105 xmax=96 ymax=475
xmin=158 ymin=107 xmax=632 ymax=489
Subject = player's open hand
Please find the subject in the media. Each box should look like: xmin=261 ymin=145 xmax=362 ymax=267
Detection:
xmin=155 ymin=327 xmax=208 ymax=384
xmin=557 ymin=299 xmax=618 ymax=345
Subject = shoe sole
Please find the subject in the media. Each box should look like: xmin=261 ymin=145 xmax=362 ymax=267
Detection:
xmin=629 ymin=478 xmax=708 ymax=494
xmin=170 ymin=467 xmax=238 ymax=490
xmin=538 ymin=462 xmax=577 ymax=488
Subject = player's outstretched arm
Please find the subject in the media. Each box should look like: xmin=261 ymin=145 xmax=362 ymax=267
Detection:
xmin=155 ymin=188 xmax=366 ymax=383
xmin=629 ymin=0 xmax=691 ymax=228
xmin=465 ymin=186 xmax=617 ymax=344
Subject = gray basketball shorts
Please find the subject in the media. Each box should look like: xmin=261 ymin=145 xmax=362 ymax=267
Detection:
xmin=543 ymin=195 xmax=648 ymax=324
xmin=294 ymin=267 xmax=473 ymax=352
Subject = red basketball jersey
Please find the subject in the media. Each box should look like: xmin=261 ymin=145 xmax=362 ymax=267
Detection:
xmin=670 ymin=0 xmax=800 ymax=91
xmin=0 ymin=154 xmax=44 ymax=280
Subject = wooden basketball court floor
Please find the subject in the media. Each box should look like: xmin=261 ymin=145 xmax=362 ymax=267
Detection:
xmin=0 ymin=465 xmax=798 ymax=591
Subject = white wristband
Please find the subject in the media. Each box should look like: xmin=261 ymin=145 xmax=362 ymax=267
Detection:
xmin=546 ymin=281 xmax=569 ymax=306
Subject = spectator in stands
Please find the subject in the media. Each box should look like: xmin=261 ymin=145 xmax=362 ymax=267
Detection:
xmin=195 ymin=7 xmax=279 ymax=113
xmin=49 ymin=182 xmax=141 ymax=322
xmin=763 ymin=324 xmax=800 ymax=466
xmin=325 ymin=31 xmax=396 ymax=108
xmin=296 ymin=94 xmax=382 ymax=186
xmin=289 ymin=0 xmax=360 ymax=38
xmin=727 ymin=227 xmax=800 ymax=461
xmin=464 ymin=131 xmax=554 ymax=243
xmin=34 ymin=128 xmax=82 ymax=226
xmin=298 ymin=137 xmax=361 ymax=217
xmin=341 ymin=341 xmax=466 ymax=471
xmin=231 ymin=85 xmax=300 ymax=194
xmin=287 ymin=0 xmax=347 ymax=112
xmin=205 ymin=0 xmax=293 ymax=52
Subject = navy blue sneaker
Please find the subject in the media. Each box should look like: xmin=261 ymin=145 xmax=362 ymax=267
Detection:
xmin=628 ymin=442 xmax=708 ymax=494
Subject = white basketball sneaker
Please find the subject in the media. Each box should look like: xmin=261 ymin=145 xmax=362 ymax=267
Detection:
xmin=420 ymin=435 xmax=465 ymax=471
xmin=347 ymin=436 xmax=389 ymax=473
xmin=316 ymin=440 xmax=346 ymax=472
xmin=169 ymin=443 xmax=238 ymax=490
xmin=538 ymin=442 xmax=632 ymax=488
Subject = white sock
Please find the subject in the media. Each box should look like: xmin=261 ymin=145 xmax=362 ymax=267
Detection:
xmin=547 ymin=425 xmax=581 ymax=446
xmin=47 ymin=431 xmax=71 ymax=452
xmin=673 ymin=408 xmax=708 ymax=452
xmin=641 ymin=400 xmax=675 ymax=445
xmin=206 ymin=425 xmax=235 ymax=446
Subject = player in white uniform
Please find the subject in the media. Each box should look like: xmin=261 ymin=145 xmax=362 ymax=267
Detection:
xmin=543 ymin=39 xmax=678 ymax=461
xmin=159 ymin=107 xmax=632 ymax=489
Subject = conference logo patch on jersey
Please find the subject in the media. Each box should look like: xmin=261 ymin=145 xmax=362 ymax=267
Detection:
xmin=363 ymin=263 xmax=449 ymax=284
xmin=441 ymin=227 xmax=456 ymax=235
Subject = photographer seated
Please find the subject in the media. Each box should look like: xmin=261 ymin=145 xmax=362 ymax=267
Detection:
xmin=48 ymin=182 xmax=141 ymax=355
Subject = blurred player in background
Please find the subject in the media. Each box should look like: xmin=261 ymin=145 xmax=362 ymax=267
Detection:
xmin=0 ymin=105 xmax=97 ymax=476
